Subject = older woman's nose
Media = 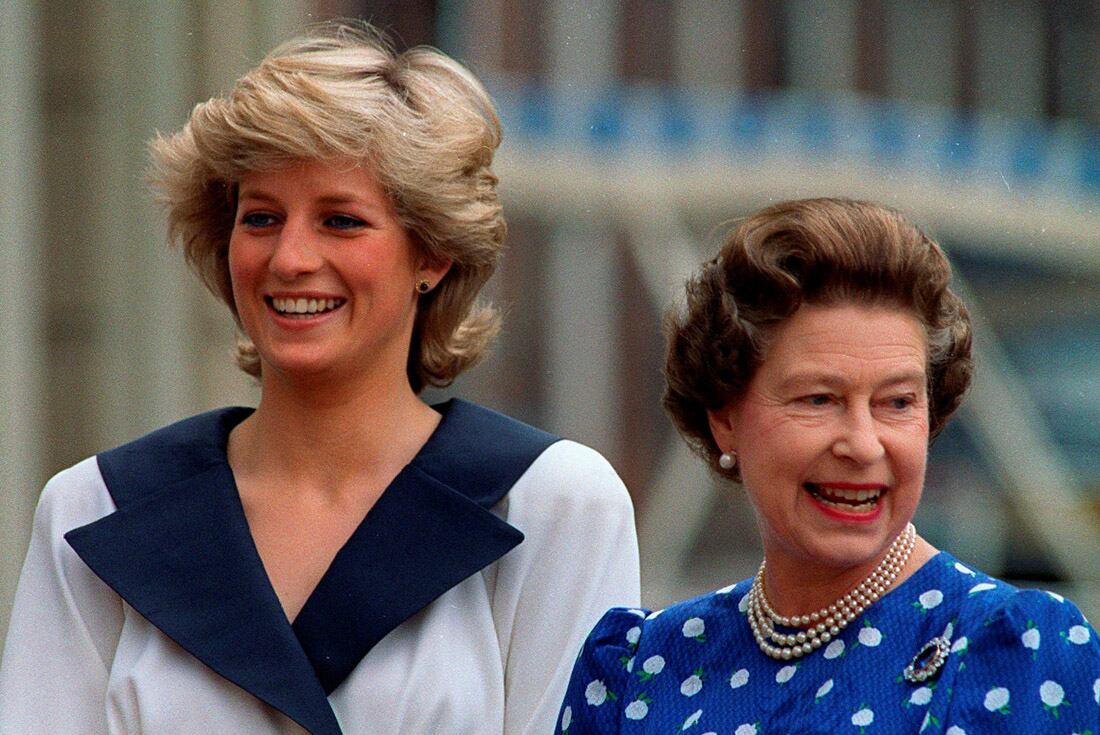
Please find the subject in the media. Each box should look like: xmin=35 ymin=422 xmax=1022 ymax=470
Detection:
xmin=832 ymin=407 xmax=886 ymax=464
xmin=269 ymin=221 xmax=323 ymax=279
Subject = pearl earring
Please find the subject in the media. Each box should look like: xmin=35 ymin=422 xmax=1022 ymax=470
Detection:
xmin=719 ymin=451 xmax=736 ymax=470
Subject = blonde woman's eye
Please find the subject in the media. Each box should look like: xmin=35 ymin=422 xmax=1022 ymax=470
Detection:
xmin=240 ymin=212 xmax=277 ymax=228
xmin=326 ymin=214 xmax=366 ymax=229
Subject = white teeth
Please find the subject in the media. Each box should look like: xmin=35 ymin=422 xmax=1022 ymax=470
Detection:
xmin=806 ymin=484 xmax=883 ymax=512
xmin=823 ymin=487 xmax=882 ymax=502
xmin=814 ymin=495 xmax=878 ymax=514
xmin=828 ymin=498 xmax=875 ymax=512
xmin=271 ymin=297 xmax=342 ymax=315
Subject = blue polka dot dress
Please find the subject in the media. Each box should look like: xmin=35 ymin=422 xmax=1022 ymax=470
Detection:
xmin=557 ymin=552 xmax=1100 ymax=734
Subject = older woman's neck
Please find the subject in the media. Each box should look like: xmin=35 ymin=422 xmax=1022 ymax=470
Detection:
xmin=762 ymin=536 xmax=938 ymax=617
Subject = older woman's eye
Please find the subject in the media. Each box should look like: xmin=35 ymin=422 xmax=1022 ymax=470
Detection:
xmin=888 ymin=396 xmax=915 ymax=410
xmin=804 ymin=394 xmax=832 ymax=406
xmin=326 ymin=214 xmax=366 ymax=230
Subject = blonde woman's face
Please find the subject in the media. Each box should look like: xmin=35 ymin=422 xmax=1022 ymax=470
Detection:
xmin=228 ymin=158 xmax=448 ymax=385
xmin=709 ymin=303 xmax=930 ymax=582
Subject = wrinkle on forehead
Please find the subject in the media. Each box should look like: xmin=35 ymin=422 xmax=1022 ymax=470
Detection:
xmin=755 ymin=304 xmax=929 ymax=392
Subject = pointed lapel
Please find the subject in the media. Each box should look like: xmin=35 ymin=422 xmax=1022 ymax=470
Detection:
xmin=66 ymin=409 xmax=342 ymax=735
xmin=64 ymin=401 xmax=560 ymax=727
xmin=292 ymin=399 xmax=560 ymax=693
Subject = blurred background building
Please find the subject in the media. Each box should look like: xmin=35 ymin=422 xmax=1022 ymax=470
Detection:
xmin=3 ymin=0 xmax=1099 ymax=650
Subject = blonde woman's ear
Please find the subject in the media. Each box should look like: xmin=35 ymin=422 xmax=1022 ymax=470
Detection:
xmin=418 ymin=255 xmax=453 ymax=286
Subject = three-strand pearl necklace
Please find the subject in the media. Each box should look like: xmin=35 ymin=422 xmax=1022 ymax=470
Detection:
xmin=746 ymin=523 xmax=917 ymax=660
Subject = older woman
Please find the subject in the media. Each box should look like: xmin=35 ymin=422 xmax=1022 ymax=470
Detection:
xmin=0 ymin=24 xmax=638 ymax=735
xmin=558 ymin=198 xmax=1099 ymax=733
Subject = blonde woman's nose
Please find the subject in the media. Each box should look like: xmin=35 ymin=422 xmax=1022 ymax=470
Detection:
xmin=268 ymin=220 xmax=323 ymax=278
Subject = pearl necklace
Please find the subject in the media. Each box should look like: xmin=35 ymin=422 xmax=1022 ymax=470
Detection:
xmin=746 ymin=523 xmax=916 ymax=660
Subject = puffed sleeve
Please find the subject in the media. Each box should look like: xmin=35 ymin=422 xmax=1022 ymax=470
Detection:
xmin=0 ymin=458 xmax=124 ymax=735
xmin=939 ymin=589 xmax=1100 ymax=734
xmin=487 ymin=440 xmax=641 ymax=735
xmin=556 ymin=607 xmax=646 ymax=734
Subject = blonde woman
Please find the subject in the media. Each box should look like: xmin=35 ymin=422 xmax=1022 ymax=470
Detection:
xmin=0 ymin=24 xmax=638 ymax=735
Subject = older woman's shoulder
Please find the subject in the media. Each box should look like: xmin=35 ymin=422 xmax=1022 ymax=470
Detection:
xmin=963 ymin=582 xmax=1096 ymax=647
xmin=934 ymin=556 xmax=1100 ymax=731
xmin=941 ymin=553 xmax=1079 ymax=610
xmin=617 ymin=578 xmax=755 ymax=655
xmin=968 ymin=582 xmax=1092 ymax=629
xmin=579 ymin=579 xmax=751 ymax=649
xmin=936 ymin=552 xmax=1097 ymax=654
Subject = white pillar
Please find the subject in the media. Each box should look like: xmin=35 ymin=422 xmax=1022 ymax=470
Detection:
xmin=542 ymin=0 xmax=621 ymax=450
xmin=0 ymin=0 xmax=46 ymax=648
xmin=74 ymin=0 xmax=304 ymax=451
xmin=121 ymin=2 xmax=201 ymax=434
xmin=2 ymin=0 xmax=306 ymax=648
xmin=543 ymin=225 xmax=620 ymax=450
xmin=36 ymin=4 xmax=190 ymax=464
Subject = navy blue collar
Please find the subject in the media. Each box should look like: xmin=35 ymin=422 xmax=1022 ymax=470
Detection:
xmin=65 ymin=399 xmax=558 ymax=735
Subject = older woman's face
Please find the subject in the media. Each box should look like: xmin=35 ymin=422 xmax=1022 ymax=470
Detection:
xmin=709 ymin=302 xmax=929 ymax=578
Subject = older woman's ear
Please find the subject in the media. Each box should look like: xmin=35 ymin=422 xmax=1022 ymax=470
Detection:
xmin=706 ymin=405 xmax=737 ymax=454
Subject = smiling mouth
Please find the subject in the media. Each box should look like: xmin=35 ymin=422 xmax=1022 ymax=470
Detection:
xmin=267 ymin=296 xmax=345 ymax=318
xmin=803 ymin=483 xmax=885 ymax=514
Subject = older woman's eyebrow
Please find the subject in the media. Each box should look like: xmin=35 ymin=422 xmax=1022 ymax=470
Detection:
xmin=775 ymin=370 xmax=927 ymax=393
xmin=772 ymin=372 xmax=846 ymax=394
xmin=877 ymin=371 xmax=929 ymax=388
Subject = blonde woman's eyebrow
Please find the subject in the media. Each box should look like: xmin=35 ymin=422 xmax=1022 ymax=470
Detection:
xmin=235 ymin=189 xmax=386 ymax=213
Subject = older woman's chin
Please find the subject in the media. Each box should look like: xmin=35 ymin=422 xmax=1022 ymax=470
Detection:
xmin=763 ymin=499 xmax=917 ymax=569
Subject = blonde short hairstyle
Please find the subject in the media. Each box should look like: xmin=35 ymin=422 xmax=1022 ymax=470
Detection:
xmin=148 ymin=22 xmax=505 ymax=391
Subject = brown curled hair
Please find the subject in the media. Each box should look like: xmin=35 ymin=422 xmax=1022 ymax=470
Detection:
xmin=663 ymin=198 xmax=973 ymax=480
xmin=147 ymin=22 xmax=504 ymax=392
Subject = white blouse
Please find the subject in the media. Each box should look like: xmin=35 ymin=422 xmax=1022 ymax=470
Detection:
xmin=0 ymin=401 xmax=640 ymax=734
